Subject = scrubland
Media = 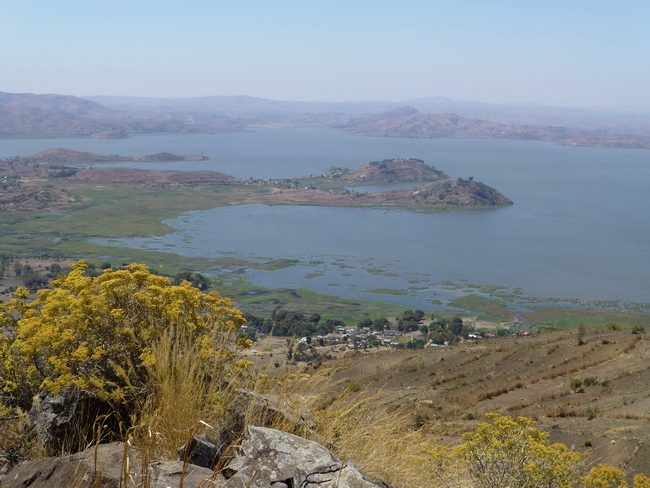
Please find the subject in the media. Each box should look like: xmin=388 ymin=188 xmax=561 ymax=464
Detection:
xmin=2 ymin=263 xmax=650 ymax=487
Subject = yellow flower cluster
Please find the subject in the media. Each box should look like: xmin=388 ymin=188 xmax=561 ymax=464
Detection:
xmin=420 ymin=412 xmax=650 ymax=488
xmin=0 ymin=260 xmax=247 ymax=410
xmin=456 ymin=413 xmax=582 ymax=488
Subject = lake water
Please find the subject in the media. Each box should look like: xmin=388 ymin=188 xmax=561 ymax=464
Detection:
xmin=2 ymin=129 xmax=649 ymax=308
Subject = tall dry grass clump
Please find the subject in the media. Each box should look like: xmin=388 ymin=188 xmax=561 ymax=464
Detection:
xmin=249 ymin=369 xmax=466 ymax=488
xmin=133 ymin=323 xmax=251 ymax=460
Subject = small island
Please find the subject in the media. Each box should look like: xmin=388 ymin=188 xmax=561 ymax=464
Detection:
xmin=321 ymin=158 xmax=449 ymax=183
xmin=30 ymin=148 xmax=209 ymax=163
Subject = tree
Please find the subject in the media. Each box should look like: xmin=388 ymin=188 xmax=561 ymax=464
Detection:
xmin=0 ymin=254 xmax=12 ymax=279
xmin=577 ymin=323 xmax=587 ymax=345
xmin=48 ymin=262 xmax=62 ymax=276
xmin=172 ymin=270 xmax=193 ymax=285
xmin=191 ymin=272 xmax=211 ymax=290
xmin=0 ymin=260 xmax=248 ymax=412
xmin=450 ymin=317 xmax=464 ymax=336
xmin=23 ymin=272 xmax=49 ymax=292
xmin=373 ymin=317 xmax=390 ymax=331
xmin=358 ymin=318 xmax=373 ymax=329
xmin=172 ymin=270 xmax=211 ymax=290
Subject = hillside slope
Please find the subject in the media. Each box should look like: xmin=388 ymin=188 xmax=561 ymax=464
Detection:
xmin=339 ymin=107 xmax=650 ymax=148
xmin=311 ymin=327 xmax=650 ymax=477
xmin=335 ymin=158 xmax=449 ymax=183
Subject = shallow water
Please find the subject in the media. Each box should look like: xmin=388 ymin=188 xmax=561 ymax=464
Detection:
xmin=42 ymin=128 xmax=646 ymax=308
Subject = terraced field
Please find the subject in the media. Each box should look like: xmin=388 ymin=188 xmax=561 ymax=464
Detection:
xmin=313 ymin=326 xmax=650 ymax=476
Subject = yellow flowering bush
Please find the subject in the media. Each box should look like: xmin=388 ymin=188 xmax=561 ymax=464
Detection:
xmin=0 ymin=260 xmax=247 ymax=411
xmin=453 ymin=413 xmax=650 ymax=488
xmin=456 ymin=413 xmax=583 ymax=488
xmin=581 ymin=464 xmax=628 ymax=488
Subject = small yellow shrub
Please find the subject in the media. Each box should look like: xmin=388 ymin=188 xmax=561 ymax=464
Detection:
xmin=581 ymin=464 xmax=627 ymax=487
xmin=456 ymin=413 xmax=583 ymax=488
xmin=634 ymin=474 xmax=650 ymax=488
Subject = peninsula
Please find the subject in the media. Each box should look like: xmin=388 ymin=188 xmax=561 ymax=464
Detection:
xmin=0 ymin=153 xmax=512 ymax=212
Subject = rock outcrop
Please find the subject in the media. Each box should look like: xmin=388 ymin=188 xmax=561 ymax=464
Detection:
xmin=2 ymin=427 xmax=391 ymax=488
xmin=25 ymin=389 xmax=123 ymax=457
xmin=223 ymin=426 xmax=391 ymax=488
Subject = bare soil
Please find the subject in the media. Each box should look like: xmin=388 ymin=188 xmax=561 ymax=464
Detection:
xmin=280 ymin=327 xmax=650 ymax=479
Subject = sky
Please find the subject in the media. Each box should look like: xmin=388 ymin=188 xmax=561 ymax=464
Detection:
xmin=2 ymin=0 xmax=649 ymax=108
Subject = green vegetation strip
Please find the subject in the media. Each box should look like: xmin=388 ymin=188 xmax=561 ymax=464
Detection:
xmin=3 ymin=183 xmax=649 ymax=328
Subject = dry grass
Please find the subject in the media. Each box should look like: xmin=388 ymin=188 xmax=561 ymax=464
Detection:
xmin=8 ymin=325 xmax=650 ymax=487
xmin=132 ymin=324 xmax=245 ymax=460
xmin=258 ymin=371 xmax=461 ymax=488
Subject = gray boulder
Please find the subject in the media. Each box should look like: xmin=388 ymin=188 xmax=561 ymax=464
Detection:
xmin=25 ymin=388 xmax=123 ymax=456
xmin=147 ymin=459 xmax=222 ymax=488
xmin=3 ymin=427 xmax=390 ymax=488
xmin=1 ymin=442 xmax=218 ymax=488
xmin=187 ymin=388 xmax=313 ymax=470
xmin=178 ymin=433 xmax=221 ymax=469
xmin=222 ymin=426 xmax=391 ymax=488
xmin=231 ymin=389 xmax=313 ymax=429
xmin=0 ymin=442 xmax=140 ymax=488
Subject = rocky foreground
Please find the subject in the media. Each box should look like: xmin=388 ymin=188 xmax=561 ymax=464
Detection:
xmin=0 ymin=388 xmax=390 ymax=488
xmin=2 ymin=428 xmax=390 ymax=488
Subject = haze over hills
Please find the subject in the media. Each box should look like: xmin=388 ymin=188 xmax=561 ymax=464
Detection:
xmin=0 ymin=91 xmax=117 ymax=118
xmin=0 ymin=91 xmax=245 ymax=138
xmin=334 ymin=107 xmax=650 ymax=148
xmin=3 ymin=90 xmax=650 ymax=146
xmin=86 ymin=94 xmax=650 ymax=135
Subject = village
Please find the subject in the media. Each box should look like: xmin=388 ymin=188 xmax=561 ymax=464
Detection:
xmin=241 ymin=314 xmax=534 ymax=371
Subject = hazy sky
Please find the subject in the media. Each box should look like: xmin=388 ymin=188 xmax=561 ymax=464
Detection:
xmin=2 ymin=0 xmax=649 ymax=107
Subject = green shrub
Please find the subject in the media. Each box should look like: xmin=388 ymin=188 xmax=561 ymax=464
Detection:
xmin=569 ymin=379 xmax=583 ymax=392
xmin=586 ymin=407 xmax=598 ymax=420
xmin=348 ymin=383 xmax=362 ymax=393
xmin=414 ymin=413 xmax=430 ymax=429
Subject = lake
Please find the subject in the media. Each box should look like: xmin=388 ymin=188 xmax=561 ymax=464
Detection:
xmin=2 ymin=129 xmax=649 ymax=308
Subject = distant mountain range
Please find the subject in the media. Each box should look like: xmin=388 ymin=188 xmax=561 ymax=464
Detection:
xmin=86 ymin=94 xmax=650 ymax=135
xmin=335 ymin=107 xmax=650 ymax=148
xmin=2 ymin=90 xmax=650 ymax=148
xmin=0 ymin=91 xmax=245 ymax=138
